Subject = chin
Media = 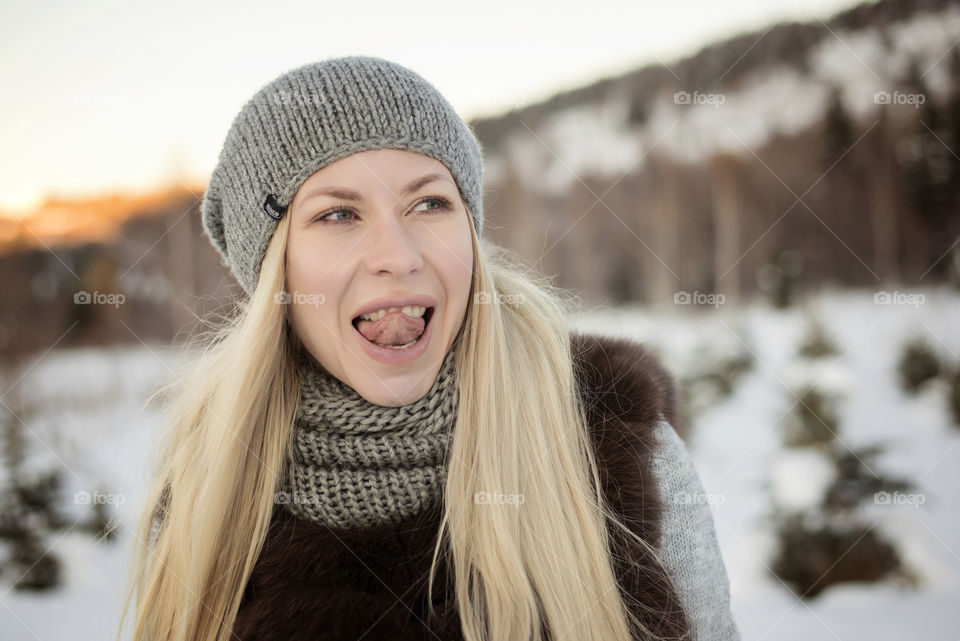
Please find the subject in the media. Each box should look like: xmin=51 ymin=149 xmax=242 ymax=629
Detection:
xmin=362 ymin=373 xmax=435 ymax=408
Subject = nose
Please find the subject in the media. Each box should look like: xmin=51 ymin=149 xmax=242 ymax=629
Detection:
xmin=361 ymin=208 xmax=425 ymax=276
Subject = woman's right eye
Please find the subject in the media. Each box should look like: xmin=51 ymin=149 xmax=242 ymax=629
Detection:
xmin=315 ymin=209 xmax=357 ymax=225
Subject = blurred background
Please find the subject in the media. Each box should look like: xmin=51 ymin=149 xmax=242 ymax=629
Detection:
xmin=1 ymin=0 xmax=959 ymax=638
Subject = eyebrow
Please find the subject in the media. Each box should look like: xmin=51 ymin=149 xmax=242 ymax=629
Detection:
xmin=299 ymin=172 xmax=453 ymax=204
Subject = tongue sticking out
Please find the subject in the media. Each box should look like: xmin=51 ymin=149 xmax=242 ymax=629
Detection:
xmin=356 ymin=311 xmax=426 ymax=347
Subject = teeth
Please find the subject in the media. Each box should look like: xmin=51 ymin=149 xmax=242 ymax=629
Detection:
xmin=358 ymin=305 xmax=427 ymax=322
xmin=381 ymin=338 xmax=419 ymax=350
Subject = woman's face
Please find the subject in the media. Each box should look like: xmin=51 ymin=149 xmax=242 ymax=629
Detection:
xmin=285 ymin=148 xmax=473 ymax=407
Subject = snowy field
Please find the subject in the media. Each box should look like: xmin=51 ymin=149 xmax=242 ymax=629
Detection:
xmin=1 ymin=285 xmax=958 ymax=639
xmin=574 ymin=285 xmax=960 ymax=640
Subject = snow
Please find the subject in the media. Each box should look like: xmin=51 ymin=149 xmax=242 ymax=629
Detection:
xmin=887 ymin=5 xmax=960 ymax=100
xmin=487 ymin=4 xmax=960 ymax=192
xmin=574 ymin=284 xmax=960 ymax=639
xmin=540 ymin=97 xmax=642 ymax=193
xmin=0 ymin=343 xmax=183 ymax=641
xmin=808 ymin=27 xmax=892 ymax=119
xmin=769 ymin=448 xmax=836 ymax=512
xmin=1 ymin=286 xmax=958 ymax=638
xmin=651 ymin=66 xmax=832 ymax=163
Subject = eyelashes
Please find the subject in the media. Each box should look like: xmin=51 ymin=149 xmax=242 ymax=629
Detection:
xmin=312 ymin=195 xmax=455 ymax=225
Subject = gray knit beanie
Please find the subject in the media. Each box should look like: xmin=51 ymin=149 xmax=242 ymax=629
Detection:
xmin=200 ymin=56 xmax=485 ymax=297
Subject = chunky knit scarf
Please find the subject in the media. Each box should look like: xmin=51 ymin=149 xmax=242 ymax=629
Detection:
xmin=281 ymin=346 xmax=460 ymax=530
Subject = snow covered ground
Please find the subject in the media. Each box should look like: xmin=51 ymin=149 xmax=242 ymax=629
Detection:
xmin=573 ymin=284 xmax=960 ymax=639
xmin=0 ymin=343 xmax=180 ymax=641
xmin=1 ymin=285 xmax=958 ymax=639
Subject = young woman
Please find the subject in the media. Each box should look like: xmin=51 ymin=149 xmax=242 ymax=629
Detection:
xmin=118 ymin=56 xmax=739 ymax=641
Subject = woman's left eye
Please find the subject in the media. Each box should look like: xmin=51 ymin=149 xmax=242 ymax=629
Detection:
xmin=413 ymin=196 xmax=453 ymax=213
xmin=317 ymin=209 xmax=356 ymax=224
xmin=313 ymin=196 xmax=453 ymax=226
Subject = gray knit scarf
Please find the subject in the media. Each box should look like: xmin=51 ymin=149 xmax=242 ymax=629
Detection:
xmin=281 ymin=346 xmax=459 ymax=530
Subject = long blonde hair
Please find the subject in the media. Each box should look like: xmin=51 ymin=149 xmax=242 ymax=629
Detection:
xmin=117 ymin=205 xmax=683 ymax=641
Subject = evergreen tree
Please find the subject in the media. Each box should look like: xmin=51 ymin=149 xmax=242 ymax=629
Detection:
xmin=821 ymin=87 xmax=855 ymax=172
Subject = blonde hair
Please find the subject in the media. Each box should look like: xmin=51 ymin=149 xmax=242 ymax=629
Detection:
xmin=117 ymin=205 xmax=684 ymax=641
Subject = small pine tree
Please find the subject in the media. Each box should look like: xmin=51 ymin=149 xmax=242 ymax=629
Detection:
xmin=798 ymin=313 xmax=838 ymax=359
xmin=947 ymin=367 xmax=960 ymax=429
xmin=897 ymin=338 xmax=941 ymax=394
xmin=783 ymin=386 xmax=839 ymax=447
xmin=770 ymin=511 xmax=904 ymax=599
xmin=821 ymin=87 xmax=855 ymax=171
xmin=0 ymin=409 xmax=66 ymax=591
xmin=758 ymin=249 xmax=804 ymax=309
xmin=821 ymin=443 xmax=913 ymax=512
xmin=0 ymin=368 xmax=119 ymax=593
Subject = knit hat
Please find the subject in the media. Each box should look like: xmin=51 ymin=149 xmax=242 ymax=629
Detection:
xmin=200 ymin=56 xmax=485 ymax=297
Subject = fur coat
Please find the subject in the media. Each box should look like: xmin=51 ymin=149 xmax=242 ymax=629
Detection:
xmin=231 ymin=332 xmax=702 ymax=640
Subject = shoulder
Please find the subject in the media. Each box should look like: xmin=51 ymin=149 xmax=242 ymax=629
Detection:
xmin=570 ymin=331 xmax=683 ymax=434
xmin=570 ymin=334 xmax=740 ymax=639
xmin=569 ymin=332 xmax=684 ymax=541
xmin=647 ymin=416 xmax=742 ymax=639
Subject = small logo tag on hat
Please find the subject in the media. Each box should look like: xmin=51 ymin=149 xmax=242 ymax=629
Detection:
xmin=263 ymin=194 xmax=287 ymax=220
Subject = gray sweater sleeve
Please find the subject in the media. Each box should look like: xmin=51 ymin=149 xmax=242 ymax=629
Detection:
xmin=650 ymin=419 xmax=740 ymax=640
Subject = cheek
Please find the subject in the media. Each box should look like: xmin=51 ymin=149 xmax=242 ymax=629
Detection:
xmin=285 ymin=237 xmax=343 ymax=332
xmin=441 ymin=222 xmax=474 ymax=301
xmin=286 ymin=234 xmax=340 ymax=292
xmin=285 ymin=236 xmax=308 ymax=292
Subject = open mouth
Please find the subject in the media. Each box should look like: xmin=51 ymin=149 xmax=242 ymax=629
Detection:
xmin=351 ymin=306 xmax=435 ymax=350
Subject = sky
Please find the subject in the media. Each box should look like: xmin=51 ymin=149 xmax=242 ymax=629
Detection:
xmin=0 ymin=0 xmax=866 ymax=216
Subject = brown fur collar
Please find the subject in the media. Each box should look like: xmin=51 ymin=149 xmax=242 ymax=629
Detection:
xmin=232 ymin=332 xmax=689 ymax=640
